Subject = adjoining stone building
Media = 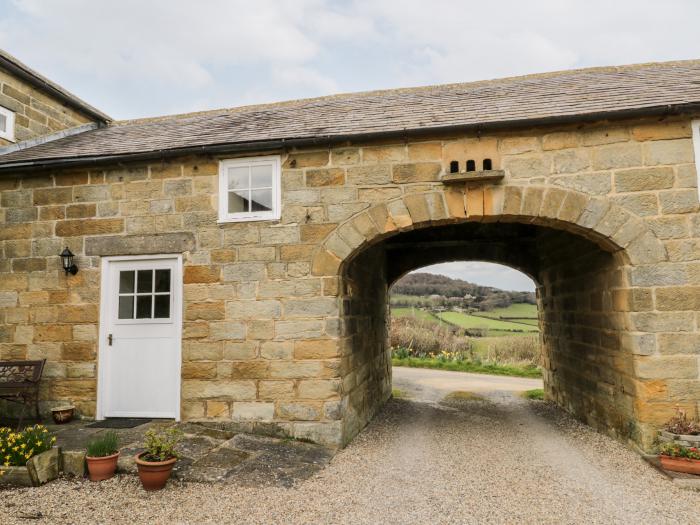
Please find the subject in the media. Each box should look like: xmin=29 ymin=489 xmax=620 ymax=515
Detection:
xmin=1 ymin=49 xmax=699 ymax=450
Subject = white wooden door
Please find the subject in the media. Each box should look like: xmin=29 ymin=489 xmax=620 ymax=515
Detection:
xmin=99 ymin=256 xmax=182 ymax=419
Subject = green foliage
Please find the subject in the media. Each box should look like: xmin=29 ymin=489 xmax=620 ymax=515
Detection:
xmin=659 ymin=442 xmax=700 ymax=460
xmin=438 ymin=311 xmax=538 ymax=333
xmin=86 ymin=431 xmax=119 ymax=458
xmin=523 ymin=388 xmax=544 ymax=400
xmin=141 ymin=427 xmax=183 ymax=462
xmin=0 ymin=424 xmax=56 ymax=467
xmin=392 ymin=388 xmax=407 ymax=399
xmin=392 ymin=357 xmax=542 ymax=378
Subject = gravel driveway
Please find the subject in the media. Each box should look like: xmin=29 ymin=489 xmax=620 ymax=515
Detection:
xmin=4 ymin=367 xmax=699 ymax=524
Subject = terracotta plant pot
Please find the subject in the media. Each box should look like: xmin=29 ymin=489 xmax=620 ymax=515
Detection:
xmin=86 ymin=452 xmax=119 ymax=481
xmin=135 ymin=452 xmax=177 ymax=491
xmin=51 ymin=406 xmax=75 ymax=424
xmin=660 ymin=454 xmax=700 ymax=475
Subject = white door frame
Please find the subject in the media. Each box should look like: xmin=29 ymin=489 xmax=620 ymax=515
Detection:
xmin=96 ymin=254 xmax=183 ymax=420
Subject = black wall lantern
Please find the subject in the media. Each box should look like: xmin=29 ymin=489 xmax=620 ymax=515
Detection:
xmin=60 ymin=247 xmax=78 ymax=275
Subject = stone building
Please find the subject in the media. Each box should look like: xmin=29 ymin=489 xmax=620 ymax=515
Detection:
xmin=1 ymin=48 xmax=699 ymax=450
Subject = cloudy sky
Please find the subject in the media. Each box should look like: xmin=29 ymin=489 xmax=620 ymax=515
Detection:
xmin=2 ymin=0 xmax=698 ymax=291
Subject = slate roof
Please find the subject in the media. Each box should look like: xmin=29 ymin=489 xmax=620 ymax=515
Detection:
xmin=0 ymin=48 xmax=111 ymax=123
xmin=1 ymin=60 xmax=700 ymax=169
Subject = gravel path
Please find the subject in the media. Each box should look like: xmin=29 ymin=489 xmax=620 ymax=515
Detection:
xmin=4 ymin=368 xmax=699 ymax=524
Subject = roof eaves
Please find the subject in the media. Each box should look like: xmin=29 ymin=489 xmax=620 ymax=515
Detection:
xmin=0 ymin=49 xmax=112 ymax=123
xmin=1 ymin=101 xmax=699 ymax=173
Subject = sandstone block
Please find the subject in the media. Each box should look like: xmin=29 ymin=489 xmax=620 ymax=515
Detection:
xmin=347 ymin=165 xmax=392 ymax=185
xmin=277 ymin=402 xmax=321 ymax=421
xmin=659 ymin=190 xmax=699 ymax=214
xmin=283 ymin=297 xmax=338 ymax=318
xmin=392 ymin=163 xmax=441 ymax=183
xmin=232 ymin=402 xmax=274 ymax=422
xmin=182 ymin=380 xmax=256 ymax=400
xmin=591 ymin=143 xmax=642 ymax=170
xmin=61 ymin=450 xmax=86 ymax=477
xmin=311 ymin=250 xmax=341 ymax=277
xmin=183 ymin=341 xmax=223 ymax=361
xmin=542 ymin=131 xmax=578 ymax=150
xmin=209 ymin=322 xmax=246 ymax=341
xmin=294 ymin=339 xmax=340 ymax=359
xmin=182 ymin=362 xmax=217 ymax=379
xmin=205 ymin=400 xmax=229 ymax=418
xmin=291 ymin=421 xmax=342 ymax=447
xmin=259 ymin=380 xmax=295 ymax=399
xmin=300 ymin=224 xmax=337 ymax=243
xmin=284 ymin=151 xmax=329 ymax=169
xmin=224 ymin=341 xmax=257 ymax=360
xmin=269 ymin=361 xmax=323 ymax=378
xmin=362 ymin=145 xmax=405 ymax=163
xmin=614 ymin=167 xmax=675 ymax=192
xmin=33 ymin=187 xmax=72 ymax=206
xmin=330 ymin=148 xmax=360 ymax=166
xmin=635 ymin=355 xmax=698 ymax=380
xmin=306 ymin=168 xmax=345 ymax=187
xmin=655 ymin=287 xmax=700 ymax=311
xmin=222 ymin=263 xmax=266 ymax=282
xmin=261 ymin=341 xmax=293 ymax=360
xmin=658 ymin=333 xmax=700 ymax=355
xmin=407 ymin=142 xmax=442 ymax=161
xmin=643 ymin=139 xmax=694 ymax=165
xmin=502 ymin=155 xmax=549 ymax=178
xmin=298 ymin=379 xmax=341 ymax=399
xmin=631 ymin=121 xmax=691 ymax=141
xmin=631 ymin=312 xmax=694 ymax=332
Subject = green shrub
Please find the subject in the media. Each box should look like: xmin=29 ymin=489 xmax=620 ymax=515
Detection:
xmin=523 ymin=388 xmax=544 ymax=400
xmin=659 ymin=442 xmax=700 ymax=459
xmin=142 ymin=427 xmax=182 ymax=462
xmin=86 ymin=431 xmax=119 ymax=458
xmin=0 ymin=424 xmax=56 ymax=467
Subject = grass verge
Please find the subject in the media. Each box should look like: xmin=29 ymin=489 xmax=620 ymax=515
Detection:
xmin=522 ymin=388 xmax=545 ymax=400
xmin=392 ymin=357 xmax=542 ymax=378
xmin=444 ymin=391 xmax=484 ymax=401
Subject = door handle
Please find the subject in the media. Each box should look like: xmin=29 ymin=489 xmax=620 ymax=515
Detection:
xmin=108 ymin=333 xmax=113 ymax=346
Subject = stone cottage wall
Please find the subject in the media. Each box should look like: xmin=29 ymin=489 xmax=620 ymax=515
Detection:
xmin=0 ymin=66 xmax=93 ymax=146
xmin=0 ymin=115 xmax=698 ymax=448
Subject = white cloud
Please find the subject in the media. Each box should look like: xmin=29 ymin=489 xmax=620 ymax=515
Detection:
xmin=1 ymin=0 xmax=699 ymax=118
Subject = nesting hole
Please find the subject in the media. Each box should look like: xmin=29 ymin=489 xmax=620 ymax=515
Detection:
xmin=449 ymin=160 xmax=459 ymax=173
xmin=483 ymin=158 xmax=492 ymax=170
xmin=466 ymin=160 xmax=476 ymax=172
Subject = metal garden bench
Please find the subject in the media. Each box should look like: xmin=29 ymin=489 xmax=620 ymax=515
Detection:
xmin=0 ymin=359 xmax=46 ymax=428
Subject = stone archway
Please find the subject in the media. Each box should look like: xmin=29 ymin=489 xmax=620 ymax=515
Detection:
xmin=311 ymin=184 xmax=669 ymax=449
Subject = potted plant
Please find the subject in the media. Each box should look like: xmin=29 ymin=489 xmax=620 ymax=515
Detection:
xmin=659 ymin=442 xmax=700 ymax=475
xmin=135 ymin=427 xmax=182 ymax=491
xmin=85 ymin=431 xmax=119 ymax=481
xmin=658 ymin=406 xmax=700 ymax=450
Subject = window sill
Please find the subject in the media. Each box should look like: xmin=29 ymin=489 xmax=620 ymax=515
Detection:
xmin=217 ymin=215 xmax=280 ymax=225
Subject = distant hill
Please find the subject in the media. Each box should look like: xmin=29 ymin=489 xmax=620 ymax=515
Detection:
xmin=392 ymin=272 xmax=536 ymax=310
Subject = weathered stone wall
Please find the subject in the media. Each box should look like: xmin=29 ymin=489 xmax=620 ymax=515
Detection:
xmin=341 ymin=242 xmax=391 ymax=443
xmin=0 ymin=67 xmax=92 ymax=145
xmin=0 ymin=116 xmax=698 ymax=449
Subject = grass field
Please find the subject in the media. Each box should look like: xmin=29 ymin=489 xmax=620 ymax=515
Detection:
xmin=392 ymin=357 xmax=542 ymax=378
xmin=478 ymin=303 xmax=538 ymax=318
xmin=437 ymin=311 xmax=539 ymax=333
